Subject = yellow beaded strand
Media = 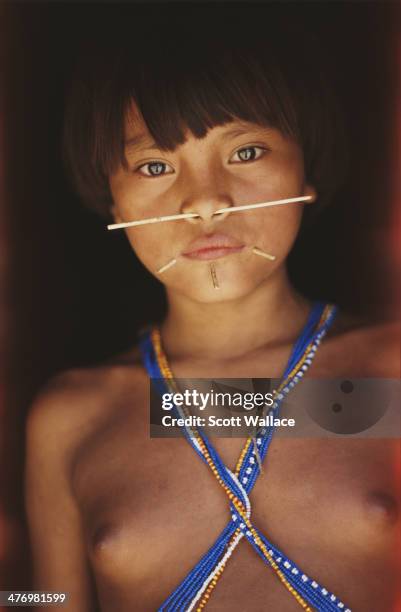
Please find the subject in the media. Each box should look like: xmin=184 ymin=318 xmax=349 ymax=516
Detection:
xmin=195 ymin=529 xmax=242 ymax=611
xmin=152 ymin=329 xmax=248 ymax=512
xmin=151 ymin=327 xmax=317 ymax=610
xmin=234 ymin=305 xmax=331 ymax=477
xmin=150 ymin=313 xmax=332 ymax=612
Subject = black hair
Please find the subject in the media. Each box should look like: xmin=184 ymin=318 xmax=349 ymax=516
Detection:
xmin=63 ymin=4 xmax=348 ymax=218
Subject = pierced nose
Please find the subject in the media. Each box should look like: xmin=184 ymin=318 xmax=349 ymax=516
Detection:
xmin=190 ymin=206 xmax=232 ymax=223
xmin=182 ymin=199 xmax=234 ymax=224
xmin=212 ymin=210 xmax=226 ymax=218
xmin=211 ymin=205 xmax=233 ymax=220
xmin=185 ymin=212 xmax=202 ymax=224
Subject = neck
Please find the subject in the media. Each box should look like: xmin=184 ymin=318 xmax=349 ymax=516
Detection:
xmin=159 ymin=267 xmax=311 ymax=361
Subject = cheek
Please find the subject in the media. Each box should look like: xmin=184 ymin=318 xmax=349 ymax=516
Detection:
xmin=249 ymin=206 xmax=303 ymax=256
xmin=258 ymin=153 xmax=306 ymax=195
xmin=110 ymin=176 xmax=174 ymax=267
xmin=228 ymin=157 xmax=306 ymax=207
xmin=123 ymin=222 xmax=184 ymax=276
xmin=110 ymin=169 xmax=175 ymax=222
xmin=124 ymin=229 xmax=165 ymax=263
xmin=110 ymin=172 xmax=152 ymax=221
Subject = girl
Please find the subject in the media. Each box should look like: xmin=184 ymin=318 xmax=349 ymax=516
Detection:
xmin=25 ymin=6 xmax=400 ymax=611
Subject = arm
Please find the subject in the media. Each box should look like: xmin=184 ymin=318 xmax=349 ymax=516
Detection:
xmin=25 ymin=384 xmax=98 ymax=612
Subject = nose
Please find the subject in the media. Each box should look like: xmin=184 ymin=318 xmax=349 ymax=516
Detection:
xmin=180 ymin=186 xmax=233 ymax=225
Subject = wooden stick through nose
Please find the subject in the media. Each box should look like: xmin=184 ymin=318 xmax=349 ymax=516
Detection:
xmin=213 ymin=195 xmax=312 ymax=217
xmin=106 ymin=195 xmax=312 ymax=230
xmin=107 ymin=212 xmax=199 ymax=230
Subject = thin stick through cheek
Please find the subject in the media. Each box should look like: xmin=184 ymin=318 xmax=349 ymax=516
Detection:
xmin=156 ymin=258 xmax=178 ymax=274
xmin=252 ymin=247 xmax=276 ymax=261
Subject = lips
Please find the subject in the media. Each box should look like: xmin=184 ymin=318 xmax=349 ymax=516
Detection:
xmin=182 ymin=233 xmax=245 ymax=260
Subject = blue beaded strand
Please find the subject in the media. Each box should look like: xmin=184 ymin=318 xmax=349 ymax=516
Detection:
xmin=139 ymin=303 xmax=351 ymax=612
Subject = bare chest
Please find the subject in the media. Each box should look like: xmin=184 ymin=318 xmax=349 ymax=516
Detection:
xmin=72 ymin=394 xmax=400 ymax=612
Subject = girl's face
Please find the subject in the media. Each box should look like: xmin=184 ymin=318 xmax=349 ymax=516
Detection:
xmin=109 ymin=107 xmax=316 ymax=302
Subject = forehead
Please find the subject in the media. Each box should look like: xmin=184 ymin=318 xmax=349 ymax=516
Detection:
xmin=124 ymin=103 xmax=278 ymax=153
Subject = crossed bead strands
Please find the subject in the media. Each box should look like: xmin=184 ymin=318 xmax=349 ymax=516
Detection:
xmin=139 ymin=303 xmax=351 ymax=612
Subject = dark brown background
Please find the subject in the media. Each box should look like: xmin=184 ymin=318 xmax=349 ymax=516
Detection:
xmin=1 ymin=0 xmax=400 ymax=594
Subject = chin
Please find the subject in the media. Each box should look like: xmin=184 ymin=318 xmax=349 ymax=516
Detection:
xmin=175 ymin=275 xmax=267 ymax=304
xmin=162 ymin=257 xmax=279 ymax=302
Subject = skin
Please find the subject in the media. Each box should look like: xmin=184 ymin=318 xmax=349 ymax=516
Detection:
xmin=25 ymin=109 xmax=400 ymax=611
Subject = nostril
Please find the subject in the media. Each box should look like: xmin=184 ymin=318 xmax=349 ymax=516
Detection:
xmin=181 ymin=199 xmax=233 ymax=222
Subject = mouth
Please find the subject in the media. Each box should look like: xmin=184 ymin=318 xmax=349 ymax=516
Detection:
xmin=182 ymin=233 xmax=245 ymax=261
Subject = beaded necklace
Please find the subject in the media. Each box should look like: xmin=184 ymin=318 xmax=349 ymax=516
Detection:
xmin=139 ymin=302 xmax=351 ymax=612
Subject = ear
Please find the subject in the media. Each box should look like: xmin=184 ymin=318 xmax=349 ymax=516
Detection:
xmin=304 ymin=183 xmax=317 ymax=204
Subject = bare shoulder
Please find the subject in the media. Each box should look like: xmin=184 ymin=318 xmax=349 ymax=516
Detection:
xmin=26 ymin=344 xmax=148 ymax=458
xmin=322 ymin=311 xmax=400 ymax=377
xmin=24 ymin=351 xmax=148 ymax=604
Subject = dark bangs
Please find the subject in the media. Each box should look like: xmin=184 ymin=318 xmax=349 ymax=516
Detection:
xmin=63 ymin=7 xmax=347 ymax=217
xmin=124 ymin=40 xmax=298 ymax=150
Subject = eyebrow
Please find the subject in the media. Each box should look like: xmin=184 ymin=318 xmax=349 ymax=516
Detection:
xmin=124 ymin=124 xmax=271 ymax=154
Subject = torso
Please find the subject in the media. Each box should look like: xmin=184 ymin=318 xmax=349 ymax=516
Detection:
xmin=59 ymin=314 xmax=400 ymax=611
